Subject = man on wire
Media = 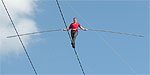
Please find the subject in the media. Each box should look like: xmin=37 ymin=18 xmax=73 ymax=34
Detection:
xmin=64 ymin=17 xmax=88 ymax=48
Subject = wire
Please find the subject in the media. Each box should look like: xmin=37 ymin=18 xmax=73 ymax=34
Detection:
xmin=88 ymin=29 xmax=144 ymax=37
xmin=73 ymin=48 xmax=86 ymax=75
xmin=55 ymin=0 xmax=86 ymax=75
xmin=1 ymin=0 xmax=38 ymax=75
xmin=55 ymin=0 xmax=72 ymax=42
xmin=7 ymin=29 xmax=62 ymax=38
xmin=64 ymin=2 xmax=138 ymax=74
xmin=64 ymin=2 xmax=144 ymax=38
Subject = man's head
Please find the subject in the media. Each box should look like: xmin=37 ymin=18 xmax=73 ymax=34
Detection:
xmin=73 ymin=17 xmax=77 ymax=23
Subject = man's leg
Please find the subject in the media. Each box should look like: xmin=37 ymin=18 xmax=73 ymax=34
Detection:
xmin=71 ymin=30 xmax=78 ymax=48
xmin=73 ymin=31 xmax=78 ymax=44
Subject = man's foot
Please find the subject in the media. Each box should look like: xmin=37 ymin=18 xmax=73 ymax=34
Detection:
xmin=71 ymin=42 xmax=75 ymax=48
xmin=72 ymin=45 xmax=75 ymax=48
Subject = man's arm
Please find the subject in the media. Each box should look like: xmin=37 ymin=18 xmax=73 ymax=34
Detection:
xmin=79 ymin=26 xmax=85 ymax=30
xmin=63 ymin=24 xmax=71 ymax=31
xmin=79 ymin=25 xmax=88 ymax=31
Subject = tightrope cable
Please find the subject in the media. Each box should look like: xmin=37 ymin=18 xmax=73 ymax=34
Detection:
xmin=1 ymin=0 xmax=37 ymax=75
xmin=55 ymin=0 xmax=72 ymax=42
xmin=55 ymin=0 xmax=86 ymax=75
xmin=73 ymin=48 xmax=86 ymax=75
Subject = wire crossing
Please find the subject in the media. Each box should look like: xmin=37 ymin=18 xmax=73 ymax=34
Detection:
xmin=7 ymin=29 xmax=62 ymax=38
xmin=1 ymin=0 xmax=38 ymax=75
xmin=55 ymin=0 xmax=72 ymax=42
xmin=55 ymin=0 xmax=86 ymax=75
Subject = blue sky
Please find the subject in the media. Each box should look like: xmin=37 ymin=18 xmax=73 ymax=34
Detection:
xmin=0 ymin=0 xmax=149 ymax=75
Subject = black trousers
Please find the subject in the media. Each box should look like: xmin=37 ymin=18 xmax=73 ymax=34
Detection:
xmin=71 ymin=30 xmax=78 ymax=45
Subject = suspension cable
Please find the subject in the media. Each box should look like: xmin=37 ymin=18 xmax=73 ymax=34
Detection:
xmin=55 ymin=0 xmax=86 ymax=75
xmin=1 ymin=0 xmax=38 ymax=75
xmin=7 ymin=29 xmax=62 ymax=38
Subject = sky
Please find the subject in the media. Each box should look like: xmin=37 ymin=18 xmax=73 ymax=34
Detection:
xmin=0 ymin=0 xmax=149 ymax=75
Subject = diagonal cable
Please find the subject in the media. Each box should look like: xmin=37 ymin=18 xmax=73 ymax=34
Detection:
xmin=55 ymin=0 xmax=72 ymax=42
xmin=55 ymin=0 xmax=86 ymax=75
xmin=1 ymin=0 xmax=37 ymax=75
xmin=73 ymin=48 xmax=86 ymax=75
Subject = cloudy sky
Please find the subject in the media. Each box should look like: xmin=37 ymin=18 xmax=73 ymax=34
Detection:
xmin=0 ymin=0 xmax=38 ymax=55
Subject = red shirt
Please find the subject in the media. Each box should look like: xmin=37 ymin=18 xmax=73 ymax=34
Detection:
xmin=69 ymin=23 xmax=81 ymax=32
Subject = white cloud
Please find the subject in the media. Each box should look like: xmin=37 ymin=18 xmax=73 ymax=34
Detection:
xmin=0 ymin=0 xmax=38 ymax=55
